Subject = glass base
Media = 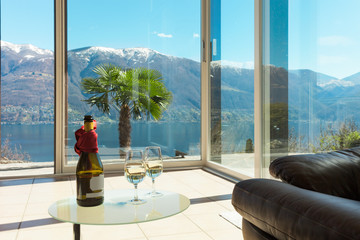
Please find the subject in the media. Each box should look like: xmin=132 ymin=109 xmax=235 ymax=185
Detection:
xmin=128 ymin=198 xmax=147 ymax=205
xmin=146 ymin=191 xmax=163 ymax=198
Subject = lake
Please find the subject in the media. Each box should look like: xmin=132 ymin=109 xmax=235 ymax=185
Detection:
xmin=1 ymin=122 xmax=202 ymax=162
xmin=2 ymin=120 xmax=325 ymax=162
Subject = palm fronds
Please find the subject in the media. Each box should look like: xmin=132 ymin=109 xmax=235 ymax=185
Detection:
xmin=81 ymin=64 xmax=172 ymax=120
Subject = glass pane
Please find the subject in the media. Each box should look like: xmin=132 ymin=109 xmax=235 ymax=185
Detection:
xmin=0 ymin=0 xmax=54 ymax=177
xmin=66 ymin=0 xmax=201 ymax=165
xmin=261 ymin=0 xmax=289 ymax=175
xmin=263 ymin=0 xmax=360 ymax=175
xmin=210 ymin=0 xmax=255 ymax=177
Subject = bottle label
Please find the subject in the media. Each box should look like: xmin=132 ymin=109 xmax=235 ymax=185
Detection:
xmin=86 ymin=174 xmax=104 ymax=198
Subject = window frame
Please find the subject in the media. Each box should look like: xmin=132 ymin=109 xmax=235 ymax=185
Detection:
xmin=54 ymin=0 xmax=207 ymax=174
xmin=0 ymin=0 xmax=262 ymax=179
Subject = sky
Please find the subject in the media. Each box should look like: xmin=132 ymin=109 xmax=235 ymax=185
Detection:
xmin=288 ymin=0 xmax=360 ymax=79
xmin=1 ymin=0 xmax=360 ymax=79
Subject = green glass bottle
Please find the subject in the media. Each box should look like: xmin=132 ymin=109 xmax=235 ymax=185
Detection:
xmin=76 ymin=115 xmax=104 ymax=207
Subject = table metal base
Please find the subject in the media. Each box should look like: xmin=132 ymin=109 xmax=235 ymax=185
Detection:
xmin=73 ymin=224 xmax=80 ymax=240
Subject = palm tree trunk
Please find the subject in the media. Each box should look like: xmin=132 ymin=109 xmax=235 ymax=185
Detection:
xmin=119 ymin=104 xmax=132 ymax=154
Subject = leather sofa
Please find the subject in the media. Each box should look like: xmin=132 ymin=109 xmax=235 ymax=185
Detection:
xmin=232 ymin=147 xmax=360 ymax=240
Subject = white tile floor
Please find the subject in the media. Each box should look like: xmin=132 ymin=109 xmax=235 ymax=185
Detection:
xmin=0 ymin=169 xmax=243 ymax=240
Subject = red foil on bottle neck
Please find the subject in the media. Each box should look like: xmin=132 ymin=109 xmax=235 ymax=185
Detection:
xmin=74 ymin=120 xmax=99 ymax=155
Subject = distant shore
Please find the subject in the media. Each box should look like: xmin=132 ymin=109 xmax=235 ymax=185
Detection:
xmin=0 ymin=158 xmax=30 ymax=164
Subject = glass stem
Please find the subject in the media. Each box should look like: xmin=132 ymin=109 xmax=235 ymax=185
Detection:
xmin=152 ymin=178 xmax=156 ymax=194
xmin=134 ymin=184 xmax=138 ymax=201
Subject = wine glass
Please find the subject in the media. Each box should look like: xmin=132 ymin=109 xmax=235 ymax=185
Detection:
xmin=124 ymin=149 xmax=147 ymax=205
xmin=144 ymin=146 xmax=163 ymax=197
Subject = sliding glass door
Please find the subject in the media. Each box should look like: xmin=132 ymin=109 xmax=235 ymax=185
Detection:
xmin=261 ymin=0 xmax=360 ymax=177
xmin=4 ymin=0 xmax=358 ymax=179
xmin=209 ymin=0 xmax=255 ymax=177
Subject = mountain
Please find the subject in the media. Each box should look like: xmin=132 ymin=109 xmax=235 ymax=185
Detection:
xmin=1 ymin=41 xmax=360 ymax=125
xmin=289 ymin=69 xmax=337 ymax=86
xmin=1 ymin=41 xmax=54 ymax=122
xmin=343 ymin=72 xmax=360 ymax=85
xmin=67 ymin=45 xmax=202 ymax=120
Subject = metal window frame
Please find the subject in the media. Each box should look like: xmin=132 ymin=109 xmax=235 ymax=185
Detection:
xmin=54 ymin=0 xmax=66 ymax=174
xmin=54 ymin=0 xmax=206 ymax=174
xmin=54 ymin=0 xmax=265 ymax=179
xmin=202 ymin=0 xmax=264 ymax=180
xmin=254 ymin=0 xmax=264 ymax=178
xmin=0 ymin=0 xmax=266 ymax=180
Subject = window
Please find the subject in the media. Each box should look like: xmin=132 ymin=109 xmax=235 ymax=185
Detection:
xmin=2 ymin=0 xmax=358 ymax=179
xmin=0 ymin=0 xmax=54 ymax=177
xmin=262 ymin=0 xmax=360 ymax=176
xmin=209 ymin=0 xmax=255 ymax=177
xmin=65 ymin=0 xmax=201 ymax=166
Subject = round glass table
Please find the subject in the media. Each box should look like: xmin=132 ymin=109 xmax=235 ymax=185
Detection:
xmin=48 ymin=189 xmax=190 ymax=240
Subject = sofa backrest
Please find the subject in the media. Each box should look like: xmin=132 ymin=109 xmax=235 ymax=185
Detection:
xmin=269 ymin=147 xmax=360 ymax=200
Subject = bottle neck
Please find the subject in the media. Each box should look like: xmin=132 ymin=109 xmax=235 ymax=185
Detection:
xmin=84 ymin=121 xmax=94 ymax=132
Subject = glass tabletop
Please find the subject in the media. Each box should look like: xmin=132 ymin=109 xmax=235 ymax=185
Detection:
xmin=48 ymin=189 xmax=190 ymax=225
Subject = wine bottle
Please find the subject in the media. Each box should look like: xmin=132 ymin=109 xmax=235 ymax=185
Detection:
xmin=75 ymin=115 xmax=104 ymax=207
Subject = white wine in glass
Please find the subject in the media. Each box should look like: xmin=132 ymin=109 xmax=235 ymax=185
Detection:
xmin=145 ymin=146 xmax=163 ymax=197
xmin=125 ymin=149 xmax=146 ymax=205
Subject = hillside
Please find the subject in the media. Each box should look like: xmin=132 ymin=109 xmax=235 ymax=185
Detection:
xmin=1 ymin=41 xmax=360 ymax=125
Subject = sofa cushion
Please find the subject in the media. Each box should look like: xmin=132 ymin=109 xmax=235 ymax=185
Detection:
xmin=232 ymin=179 xmax=360 ymax=240
xmin=242 ymin=219 xmax=277 ymax=240
xmin=269 ymin=147 xmax=360 ymax=200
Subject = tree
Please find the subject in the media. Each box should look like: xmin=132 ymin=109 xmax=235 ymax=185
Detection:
xmin=312 ymin=119 xmax=360 ymax=152
xmin=81 ymin=64 xmax=172 ymax=152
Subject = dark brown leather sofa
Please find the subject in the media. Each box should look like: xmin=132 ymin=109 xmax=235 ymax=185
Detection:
xmin=232 ymin=147 xmax=360 ymax=240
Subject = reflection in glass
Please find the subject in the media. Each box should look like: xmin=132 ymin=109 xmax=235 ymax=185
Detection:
xmin=145 ymin=197 xmax=163 ymax=221
xmin=262 ymin=0 xmax=360 ymax=178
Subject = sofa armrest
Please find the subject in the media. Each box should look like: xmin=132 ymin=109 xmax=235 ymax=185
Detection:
xmin=232 ymin=179 xmax=360 ymax=240
xmin=269 ymin=147 xmax=360 ymax=200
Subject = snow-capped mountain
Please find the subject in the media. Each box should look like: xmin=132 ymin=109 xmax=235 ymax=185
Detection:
xmin=70 ymin=46 xmax=163 ymax=63
xmin=318 ymin=79 xmax=355 ymax=89
xmin=1 ymin=42 xmax=54 ymax=123
xmin=1 ymin=41 xmax=360 ymax=123
xmin=1 ymin=40 xmax=52 ymax=57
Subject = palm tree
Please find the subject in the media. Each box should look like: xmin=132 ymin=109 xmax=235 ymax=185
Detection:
xmin=81 ymin=64 xmax=172 ymax=151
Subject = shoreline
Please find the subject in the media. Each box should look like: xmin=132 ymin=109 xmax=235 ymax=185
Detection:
xmin=0 ymin=161 xmax=53 ymax=171
xmin=0 ymin=159 xmax=30 ymax=164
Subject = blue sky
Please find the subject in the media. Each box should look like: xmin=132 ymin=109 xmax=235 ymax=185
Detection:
xmin=1 ymin=0 xmax=360 ymax=79
xmin=67 ymin=0 xmax=201 ymax=61
xmin=289 ymin=0 xmax=360 ymax=79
